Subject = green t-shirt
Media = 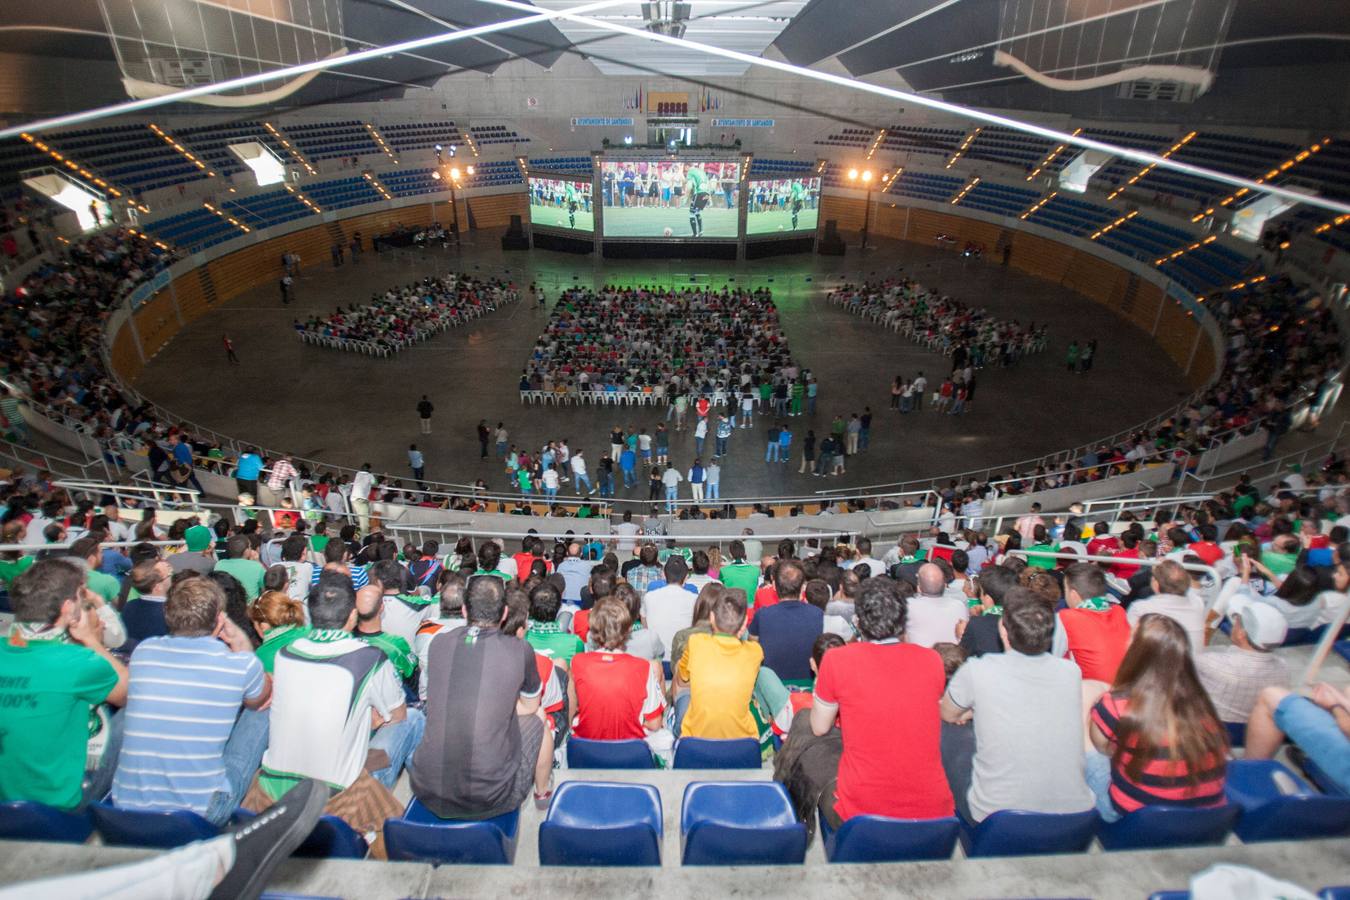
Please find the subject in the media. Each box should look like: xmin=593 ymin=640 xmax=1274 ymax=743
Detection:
xmin=360 ymin=632 xmax=416 ymax=679
xmin=1025 ymin=543 xmax=1060 ymax=569
xmin=86 ymin=570 xmax=121 ymax=606
xmin=0 ymin=639 xmax=118 ymax=809
xmin=686 ymin=167 xmax=708 ymax=194
xmin=310 ymin=535 xmax=331 ymax=554
xmin=0 ymin=556 xmax=34 ymax=587
xmin=719 ymin=561 xmax=761 ymax=601
xmin=255 ymin=624 xmax=312 ymax=674
xmin=789 ymin=181 xmax=807 ymax=202
xmin=214 ymin=558 xmax=267 ymax=600
xmin=526 ymin=622 xmax=584 ymax=664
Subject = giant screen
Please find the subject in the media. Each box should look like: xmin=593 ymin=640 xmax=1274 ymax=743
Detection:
xmin=527 ymin=175 xmax=594 ymax=234
xmin=598 ymin=159 xmax=739 ymax=239
xmin=745 ymin=175 xmax=821 ymax=236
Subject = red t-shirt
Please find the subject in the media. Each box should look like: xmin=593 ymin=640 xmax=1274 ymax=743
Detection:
xmin=814 ymin=641 xmax=954 ymax=821
xmin=1058 ymin=605 xmax=1131 ymax=683
xmin=1091 ymin=692 xmax=1226 ymax=815
xmin=746 ymin=584 xmax=779 ymax=628
xmin=571 ymin=651 xmax=662 ymax=741
xmin=570 ymin=608 xmax=591 ymax=639
xmin=1086 ymin=536 xmax=1120 ymax=557
xmin=1109 ymin=548 xmax=1143 ymax=580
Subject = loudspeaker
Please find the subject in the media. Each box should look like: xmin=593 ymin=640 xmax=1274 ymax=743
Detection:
xmin=817 ymin=234 xmax=846 ymax=256
xmin=501 ymin=232 xmax=530 ymax=251
xmin=823 ymin=219 xmax=839 ymax=239
xmin=508 ymin=214 xmax=524 ymax=234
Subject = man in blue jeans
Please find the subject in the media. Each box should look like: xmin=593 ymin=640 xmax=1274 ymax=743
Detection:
xmin=1245 ymin=682 xmax=1350 ymax=795
xmin=766 ymin=423 xmax=781 ymax=462
xmin=112 ymin=575 xmax=272 ymax=826
xmin=620 ymin=445 xmax=638 ymax=488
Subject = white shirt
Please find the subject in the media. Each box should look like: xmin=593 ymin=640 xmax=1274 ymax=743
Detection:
xmin=351 ymin=471 xmax=374 ymax=502
xmin=642 ymin=583 xmax=698 ymax=661
xmin=694 ymin=419 xmax=708 ymax=438
xmin=381 ymin=593 xmax=436 ymax=648
xmin=264 ymin=634 xmax=404 ymax=789
xmin=904 ymin=593 xmax=970 ymax=648
xmin=1127 ymin=592 xmax=1206 ymax=652
xmin=415 ymin=616 xmax=466 ymax=700
xmin=542 ymin=469 xmax=560 ymax=490
xmin=614 ymin=522 xmax=640 ymax=553
xmin=570 ymin=454 xmax=587 ymax=476
xmin=846 ymin=556 xmax=886 ymax=576
xmin=662 ymin=468 xmax=683 ymax=488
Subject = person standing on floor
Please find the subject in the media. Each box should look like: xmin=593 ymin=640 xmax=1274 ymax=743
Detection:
xmin=279 ymin=275 xmax=292 ymax=305
xmin=688 ymin=459 xmax=706 ymax=503
xmin=477 ymin=420 xmax=490 ymax=459
xmin=417 ymin=396 xmax=434 ymax=434
xmin=799 ymin=430 xmax=816 ymax=474
xmin=494 ymin=423 xmax=509 ymax=458
xmin=223 ymin=334 xmax=239 ymax=365
xmin=408 ymin=445 xmax=425 ymax=483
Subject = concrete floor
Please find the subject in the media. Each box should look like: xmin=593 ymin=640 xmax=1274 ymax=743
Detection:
xmin=133 ymin=229 xmax=1189 ymax=497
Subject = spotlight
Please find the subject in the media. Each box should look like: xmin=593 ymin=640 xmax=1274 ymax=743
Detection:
xmin=847 ymin=168 xmax=859 ymax=181
xmin=450 ymin=166 xmax=461 ymax=180
xmin=431 ymin=170 xmax=441 ymax=180
xmin=623 ymin=135 xmax=633 ymax=145
xmin=861 ymin=170 xmax=873 ymax=183
xmin=434 ymin=144 xmax=442 ymax=153
xmin=466 ymin=165 xmax=475 ymax=175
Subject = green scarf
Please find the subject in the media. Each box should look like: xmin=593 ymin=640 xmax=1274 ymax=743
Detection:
xmin=1077 ymin=596 xmax=1112 ymax=612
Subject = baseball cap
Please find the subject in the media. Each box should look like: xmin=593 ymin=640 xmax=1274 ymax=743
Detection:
xmin=184 ymin=524 xmax=214 ymax=553
xmin=1228 ymin=596 xmax=1289 ymax=650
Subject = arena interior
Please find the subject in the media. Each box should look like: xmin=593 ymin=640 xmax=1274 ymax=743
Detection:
xmin=0 ymin=0 xmax=1349 ymax=897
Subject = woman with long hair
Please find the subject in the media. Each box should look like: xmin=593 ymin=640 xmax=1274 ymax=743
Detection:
xmin=249 ymin=589 xmax=311 ymax=673
xmin=1086 ymin=614 xmax=1228 ymax=822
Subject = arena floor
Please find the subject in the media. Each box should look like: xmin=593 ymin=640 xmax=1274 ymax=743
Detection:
xmin=132 ymin=228 xmax=1190 ymax=498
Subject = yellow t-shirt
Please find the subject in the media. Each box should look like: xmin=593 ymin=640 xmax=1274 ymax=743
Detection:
xmin=677 ymin=632 xmax=763 ymax=739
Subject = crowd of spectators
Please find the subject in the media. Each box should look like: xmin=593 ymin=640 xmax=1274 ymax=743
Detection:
xmin=295 ymin=274 xmax=518 ymax=355
xmin=521 ymin=285 xmax=801 ymax=405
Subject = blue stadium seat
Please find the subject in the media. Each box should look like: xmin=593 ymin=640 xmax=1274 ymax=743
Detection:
xmin=1334 ymin=640 xmax=1350 ymax=664
xmin=959 ymin=809 xmax=1098 ymax=858
xmin=1097 ymin=804 xmax=1239 ymax=851
xmin=1224 ymin=721 xmax=1247 ymax=747
xmin=679 ymin=781 xmax=807 ymax=866
xmin=90 ymin=802 xmax=220 ymax=849
xmin=818 ymin=811 xmax=960 ymax=863
xmin=1297 ymin=752 xmax=1349 ymax=798
xmin=567 ymin=737 xmax=655 ymax=769
xmin=1320 ymin=888 xmax=1350 ymax=900
xmin=1224 ymin=759 xmax=1350 ymax=842
xmin=294 ymin=815 xmax=369 ymax=859
xmin=537 ymin=781 xmax=662 ymax=866
xmin=0 ymin=801 xmax=93 ymax=843
xmin=672 ymin=737 xmax=762 ymax=769
xmin=1147 ymin=892 xmax=1191 ymax=900
xmin=383 ymin=798 xmax=519 ymax=864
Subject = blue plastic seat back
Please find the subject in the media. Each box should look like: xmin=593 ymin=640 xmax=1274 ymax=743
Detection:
xmin=0 ymin=801 xmax=93 ymax=843
xmin=1300 ymin=754 xmax=1350 ymax=798
xmin=567 ymin=738 xmax=656 ymax=769
xmin=672 ymin=737 xmax=762 ymax=769
xmin=960 ymin=809 xmax=1099 ymax=858
xmin=1319 ymin=888 xmax=1350 ymax=900
xmin=294 ymin=815 xmax=369 ymax=859
xmin=383 ymin=799 xmax=519 ymax=865
xmin=1334 ymin=640 xmax=1350 ymax=664
xmin=90 ymin=802 xmax=220 ymax=849
xmin=818 ymin=812 xmax=960 ymax=863
xmin=1098 ymin=804 xmax=1239 ymax=851
xmin=1225 ymin=759 xmax=1350 ymax=842
xmin=1147 ymin=892 xmax=1191 ymax=900
xmin=680 ymin=782 xmax=806 ymax=866
xmin=538 ymin=781 xmax=662 ymax=866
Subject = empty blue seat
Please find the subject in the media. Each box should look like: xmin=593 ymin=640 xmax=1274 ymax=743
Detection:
xmin=1097 ymin=804 xmax=1239 ymax=851
xmin=537 ymin=781 xmax=662 ymax=866
xmin=567 ymin=738 xmax=655 ymax=769
xmin=959 ymin=809 xmax=1098 ymax=857
xmin=680 ymin=781 xmax=806 ymax=866
xmin=90 ymin=803 xmax=220 ymax=849
xmin=1320 ymin=888 xmax=1350 ymax=900
xmin=818 ymin=811 xmax=960 ymax=862
xmin=0 ymin=801 xmax=93 ymax=843
xmin=295 ymin=815 xmax=369 ymax=859
xmin=672 ymin=737 xmax=762 ymax=769
xmin=1225 ymin=759 xmax=1350 ymax=842
xmin=383 ymin=798 xmax=519 ymax=864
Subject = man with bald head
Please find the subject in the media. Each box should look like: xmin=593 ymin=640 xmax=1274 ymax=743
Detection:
xmin=556 ymin=542 xmax=597 ymax=607
xmin=904 ymin=563 xmax=970 ymax=648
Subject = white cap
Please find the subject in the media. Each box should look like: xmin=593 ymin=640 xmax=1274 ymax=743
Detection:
xmin=1228 ymin=596 xmax=1289 ymax=650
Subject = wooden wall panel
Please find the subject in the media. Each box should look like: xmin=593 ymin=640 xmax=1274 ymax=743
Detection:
xmin=872 ymin=204 xmax=908 ymax=241
xmin=906 ymin=208 xmax=965 ymax=244
xmin=173 ymin=271 xmax=210 ymax=324
xmin=1063 ymin=253 xmax=1127 ymax=308
xmin=818 ymin=195 xmax=865 ymax=233
xmin=132 ymin=293 xmax=181 ymax=359
xmin=1190 ymin=326 xmax=1218 ymax=386
xmin=960 ymin=218 xmax=1004 ymax=250
xmin=1129 ymin=283 xmax=1165 ymax=334
xmin=1155 ymin=300 xmax=1200 ymax=375
xmin=110 ymin=321 xmax=143 ymax=382
xmin=467 ymin=193 xmax=526 ymax=229
xmin=1009 ymin=232 xmax=1072 ymax=283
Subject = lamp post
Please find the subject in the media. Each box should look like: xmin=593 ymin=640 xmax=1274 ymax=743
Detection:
xmin=847 ymin=167 xmax=875 ymax=250
xmin=432 ymin=164 xmax=474 ymax=244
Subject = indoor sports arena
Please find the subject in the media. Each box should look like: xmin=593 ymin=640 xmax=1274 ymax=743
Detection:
xmin=0 ymin=1 xmax=1348 ymax=897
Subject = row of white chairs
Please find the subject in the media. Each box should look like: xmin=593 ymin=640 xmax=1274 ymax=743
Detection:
xmin=519 ymin=389 xmax=787 ymax=408
xmin=295 ymin=296 xmax=513 ymax=357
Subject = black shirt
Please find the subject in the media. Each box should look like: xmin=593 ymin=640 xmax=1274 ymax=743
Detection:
xmin=959 ymin=612 xmax=1003 ymax=657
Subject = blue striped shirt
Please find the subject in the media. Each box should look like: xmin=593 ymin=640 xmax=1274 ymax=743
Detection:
xmin=310 ymin=564 xmax=369 ymax=590
xmin=112 ymin=636 xmax=266 ymax=815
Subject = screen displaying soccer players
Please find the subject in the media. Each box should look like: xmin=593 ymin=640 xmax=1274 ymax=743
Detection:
xmin=745 ymin=176 xmax=821 ymax=235
xmin=527 ymin=176 xmax=594 ymax=233
xmin=598 ymin=160 xmax=739 ymax=239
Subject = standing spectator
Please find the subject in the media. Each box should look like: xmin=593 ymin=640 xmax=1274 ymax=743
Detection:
xmin=223 ymin=333 xmax=240 ymax=364
xmin=694 ymin=416 xmax=708 ymax=458
xmin=845 ymin=414 xmax=862 ymax=455
xmin=942 ymin=587 xmax=1094 ymax=822
xmin=410 ymin=575 xmax=555 ymax=816
xmin=715 ymin=415 xmax=732 ymax=458
xmin=748 ymin=559 xmax=822 ymax=682
xmin=705 ymin=459 xmax=721 ymax=501
xmin=111 ymin=576 xmax=270 ymax=825
xmin=477 ymin=420 xmax=490 ymax=459
xmin=234 ymin=448 xmax=263 ymax=500
xmin=1086 ymin=615 xmax=1228 ymax=822
xmin=807 ymin=577 xmax=954 ymax=825
xmin=661 ymin=464 xmax=683 ymax=514
xmin=266 ymin=454 xmax=299 ymax=497
xmin=778 ymin=424 xmax=792 ymax=465
xmin=766 ymin=423 xmax=781 ymax=463
xmin=688 ymin=459 xmax=706 ymax=503
xmin=416 ymin=395 xmax=434 ymax=434
xmin=350 ymin=464 xmax=375 ymax=535
xmin=494 ymin=422 xmax=509 ymax=457
xmin=408 ymin=444 xmax=426 ymax=483
xmin=620 ymin=444 xmax=638 ymax=489
xmin=0 ymin=559 xmax=129 ymax=810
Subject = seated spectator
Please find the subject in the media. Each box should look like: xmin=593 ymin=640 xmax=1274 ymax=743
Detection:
xmin=642 ymin=556 xmax=698 ymax=661
xmin=956 ymin=565 xmax=1018 ymax=657
xmin=214 ymin=535 xmax=267 ymax=601
xmin=368 ymin=559 xmax=433 ymax=648
xmin=408 ymin=541 xmax=444 ymax=590
xmin=309 ymin=539 xmax=370 ymax=591
xmin=596 ymin=582 xmax=664 ymax=660
xmin=685 ymin=550 xmax=719 ymax=590
xmin=249 ymin=590 xmax=312 ymax=674
xmin=410 ymin=575 xmax=555 ymax=817
xmin=258 ymin=573 xmax=422 ymax=817
xmin=625 ymin=544 xmax=664 ymax=594
xmin=169 ymin=525 xmax=217 ymax=576
xmin=1087 ymin=614 xmax=1229 ymax=822
xmin=555 ymin=543 xmax=596 ymax=605
xmin=1196 ymin=597 xmax=1288 ymax=725
xmin=502 ymin=588 xmax=569 ymax=758
xmin=1245 ymin=681 xmax=1350 ymax=796
xmin=748 ymin=559 xmax=823 ymax=682
xmin=123 ymin=558 xmax=174 ymax=650
xmin=0 ymin=559 xmax=129 ymax=810
xmin=272 ymin=534 xmax=313 ymax=601
xmin=1127 ymin=559 xmax=1206 ymax=651
xmin=112 ymin=576 xmax=270 ymax=825
xmin=942 ymin=587 xmax=1094 ymax=822
xmin=525 ymin=581 xmax=584 ymax=664
xmin=674 ymin=587 xmax=762 ymax=739
xmin=934 ymin=642 xmax=976 ymax=809
xmin=809 ymin=577 xmax=954 ymax=824
xmin=473 ymin=541 xmax=514 ymax=582
xmin=570 ymin=597 xmax=667 ymax=741
xmin=1055 ymin=562 xmax=1130 ymax=683
xmin=414 ymin=574 xmax=468 ymax=700
xmin=812 ymin=578 xmax=854 ymax=639
xmin=904 ymin=563 xmax=968 ymax=648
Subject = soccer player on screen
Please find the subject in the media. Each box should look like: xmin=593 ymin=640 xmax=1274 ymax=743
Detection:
xmin=564 ymin=181 xmax=580 ymax=228
xmin=790 ymin=179 xmax=808 ymax=230
xmin=685 ymin=164 xmax=711 ymax=236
